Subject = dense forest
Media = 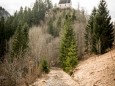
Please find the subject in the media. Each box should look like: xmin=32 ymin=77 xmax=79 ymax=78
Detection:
xmin=0 ymin=0 xmax=115 ymax=86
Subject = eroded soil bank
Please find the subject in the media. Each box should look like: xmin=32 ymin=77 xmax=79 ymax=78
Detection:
xmin=30 ymin=49 xmax=115 ymax=86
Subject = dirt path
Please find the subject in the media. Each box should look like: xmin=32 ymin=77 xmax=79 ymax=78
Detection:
xmin=30 ymin=68 xmax=79 ymax=86
xmin=30 ymin=49 xmax=115 ymax=86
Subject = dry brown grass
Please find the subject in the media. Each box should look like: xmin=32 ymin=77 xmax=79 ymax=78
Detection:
xmin=0 ymin=56 xmax=39 ymax=86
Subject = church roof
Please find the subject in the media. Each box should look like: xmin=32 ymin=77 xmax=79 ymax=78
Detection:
xmin=59 ymin=0 xmax=71 ymax=4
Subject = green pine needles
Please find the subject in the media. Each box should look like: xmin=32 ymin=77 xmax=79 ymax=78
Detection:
xmin=85 ymin=0 xmax=114 ymax=54
xmin=60 ymin=15 xmax=78 ymax=74
xmin=10 ymin=23 xmax=29 ymax=61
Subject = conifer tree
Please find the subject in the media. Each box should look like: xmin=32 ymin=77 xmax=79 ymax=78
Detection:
xmin=45 ymin=0 xmax=53 ymax=10
xmin=27 ymin=8 xmax=33 ymax=27
xmin=85 ymin=7 xmax=97 ymax=53
xmin=32 ymin=0 xmax=39 ymax=25
xmin=85 ymin=0 xmax=114 ymax=54
xmin=10 ymin=22 xmax=29 ymax=61
xmin=10 ymin=24 xmax=22 ymax=59
xmin=21 ymin=23 xmax=29 ymax=52
xmin=60 ymin=16 xmax=78 ymax=73
xmin=0 ymin=17 xmax=6 ymax=62
xmin=95 ymin=0 xmax=114 ymax=54
xmin=47 ymin=19 xmax=59 ymax=37
xmin=32 ymin=0 xmax=46 ymax=25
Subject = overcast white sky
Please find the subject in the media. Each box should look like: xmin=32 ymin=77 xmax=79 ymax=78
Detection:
xmin=0 ymin=0 xmax=115 ymax=21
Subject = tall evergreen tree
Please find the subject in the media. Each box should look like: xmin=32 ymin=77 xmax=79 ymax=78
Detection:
xmin=47 ymin=19 xmax=59 ymax=37
xmin=32 ymin=0 xmax=39 ymax=25
xmin=85 ymin=0 xmax=114 ymax=54
xmin=95 ymin=0 xmax=114 ymax=54
xmin=60 ymin=16 xmax=78 ymax=73
xmin=0 ymin=17 xmax=6 ymax=62
xmin=85 ymin=7 xmax=97 ymax=53
xmin=27 ymin=8 xmax=33 ymax=27
xmin=10 ymin=22 xmax=29 ymax=61
xmin=32 ymin=0 xmax=46 ymax=25
xmin=38 ymin=0 xmax=46 ymax=21
xmin=21 ymin=23 xmax=29 ymax=51
xmin=45 ymin=0 xmax=53 ymax=10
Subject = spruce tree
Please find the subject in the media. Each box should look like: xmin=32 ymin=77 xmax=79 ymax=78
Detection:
xmin=95 ymin=0 xmax=114 ymax=54
xmin=21 ymin=23 xmax=29 ymax=52
xmin=85 ymin=7 xmax=97 ymax=53
xmin=10 ymin=24 xmax=22 ymax=59
xmin=32 ymin=0 xmax=39 ymax=25
xmin=60 ymin=16 xmax=78 ymax=73
xmin=0 ymin=17 xmax=6 ymax=62
xmin=85 ymin=0 xmax=114 ymax=54
xmin=10 ymin=22 xmax=29 ymax=61
xmin=32 ymin=0 xmax=46 ymax=25
xmin=45 ymin=0 xmax=53 ymax=10
xmin=47 ymin=19 xmax=59 ymax=37
xmin=41 ymin=59 xmax=50 ymax=73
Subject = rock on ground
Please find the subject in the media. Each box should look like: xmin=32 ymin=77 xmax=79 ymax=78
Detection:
xmin=30 ymin=68 xmax=79 ymax=86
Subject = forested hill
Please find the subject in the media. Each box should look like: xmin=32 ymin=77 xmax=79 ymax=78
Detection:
xmin=0 ymin=0 xmax=115 ymax=86
xmin=0 ymin=6 xmax=10 ymax=20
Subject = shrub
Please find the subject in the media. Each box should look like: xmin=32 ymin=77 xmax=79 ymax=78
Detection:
xmin=41 ymin=59 xmax=50 ymax=73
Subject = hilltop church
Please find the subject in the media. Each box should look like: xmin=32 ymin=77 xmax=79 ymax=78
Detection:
xmin=58 ymin=0 xmax=72 ymax=9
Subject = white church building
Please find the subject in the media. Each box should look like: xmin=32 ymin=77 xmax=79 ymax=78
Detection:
xmin=58 ymin=0 xmax=72 ymax=9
